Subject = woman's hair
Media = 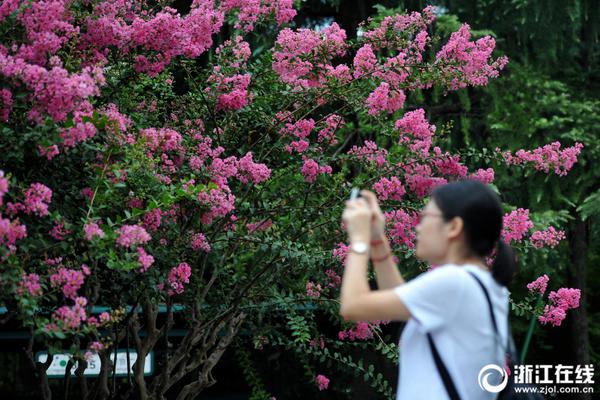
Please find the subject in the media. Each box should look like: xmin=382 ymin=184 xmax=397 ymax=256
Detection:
xmin=431 ymin=179 xmax=517 ymax=287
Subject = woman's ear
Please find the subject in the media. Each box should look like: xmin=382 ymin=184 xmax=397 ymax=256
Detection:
xmin=446 ymin=216 xmax=464 ymax=240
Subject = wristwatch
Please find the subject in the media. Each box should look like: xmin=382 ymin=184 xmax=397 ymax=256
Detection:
xmin=350 ymin=241 xmax=369 ymax=255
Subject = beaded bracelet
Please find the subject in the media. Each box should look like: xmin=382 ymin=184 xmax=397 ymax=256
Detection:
xmin=370 ymin=236 xmax=386 ymax=246
xmin=371 ymin=249 xmax=392 ymax=263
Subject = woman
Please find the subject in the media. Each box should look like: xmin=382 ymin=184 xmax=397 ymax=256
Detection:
xmin=340 ymin=179 xmax=515 ymax=400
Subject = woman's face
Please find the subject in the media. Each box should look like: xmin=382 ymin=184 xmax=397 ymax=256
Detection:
xmin=415 ymin=199 xmax=449 ymax=264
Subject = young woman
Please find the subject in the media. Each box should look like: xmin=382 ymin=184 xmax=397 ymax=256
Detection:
xmin=340 ymin=180 xmax=515 ymax=400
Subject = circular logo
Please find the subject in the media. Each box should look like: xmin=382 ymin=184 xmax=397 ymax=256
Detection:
xmin=478 ymin=364 xmax=509 ymax=393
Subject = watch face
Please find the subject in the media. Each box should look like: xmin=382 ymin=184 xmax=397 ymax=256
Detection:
xmin=353 ymin=242 xmax=368 ymax=253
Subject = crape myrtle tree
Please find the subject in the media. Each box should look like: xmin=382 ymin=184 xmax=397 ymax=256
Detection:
xmin=0 ymin=1 xmax=584 ymax=399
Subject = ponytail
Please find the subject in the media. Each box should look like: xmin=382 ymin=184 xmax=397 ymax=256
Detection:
xmin=491 ymin=239 xmax=518 ymax=287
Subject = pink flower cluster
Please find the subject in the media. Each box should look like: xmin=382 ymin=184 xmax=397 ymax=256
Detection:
xmin=236 ymin=152 xmax=272 ymax=184
xmin=332 ymin=242 xmax=349 ymax=266
xmin=395 ymin=108 xmax=436 ymax=156
xmin=246 ymin=219 xmax=273 ymax=233
xmin=17 ymin=273 xmax=42 ymax=297
xmin=402 ymin=162 xmax=447 ymax=197
xmin=527 ymin=274 xmax=549 ymax=296
xmin=324 ymin=268 xmax=342 ymax=289
xmin=209 ymin=70 xmax=252 ymax=111
xmin=315 ymin=374 xmax=330 ymax=391
xmin=530 ymin=227 xmax=566 ymax=249
xmin=373 ymin=176 xmax=406 ymax=201
xmin=316 ymin=114 xmax=343 ymax=146
xmin=197 ymin=186 xmax=236 ymax=225
xmin=273 ymin=23 xmax=347 ymax=89
xmin=167 ymin=262 xmax=192 ymax=296
xmin=0 ymin=50 xmax=105 ymax=123
xmin=366 ymin=82 xmax=406 ymax=115
xmin=116 ymin=225 xmax=151 ymax=248
xmin=52 ymin=296 xmax=88 ymax=330
xmin=499 ymin=142 xmax=584 ymax=176
xmin=362 ymin=7 xmax=435 ymax=50
xmin=385 ymin=210 xmax=417 ymax=249
xmin=501 ymin=208 xmax=533 ymax=243
xmin=8 ymin=183 xmax=53 ymax=217
xmin=219 ymin=0 xmax=296 ymax=32
xmin=59 ymin=104 xmax=98 ymax=148
xmin=306 ymin=281 xmax=322 ymax=298
xmin=469 ymin=168 xmax=495 ymax=184
xmin=139 ymin=128 xmax=184 ymax=155
xmin=431 ymin=148 xmax=468 ymax=177
xmin=301 ymin=158 xmax=332 ymax=183
xmin=0 ymin=173 xmax=28 ymax=251
xmin=137 ymin=247 xmax=155 ymax=272
xmin=50 ymin=219 xmax=71 ymax=240
xmin=338 ymin=321 xmax=373 ymax=341
xmin=435 ymin=24 xmax=509 ymax=91
xmin=81 ymin=1 xmax=225 ymax=75
xmin=50 ymin=265 xmax=89 ymax=299
xmin=190 ymin=232 xmax=211 ymax=252
xmin=346 ymin=140 xmax=388 ymax=167
xmin=539 ymin=288 xmax=581 ymax=327
xmin=0 ymin=88 xmax=12 ymax=122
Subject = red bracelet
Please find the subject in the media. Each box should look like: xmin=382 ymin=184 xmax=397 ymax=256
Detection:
xmin=370 ymin=236 xmax=386 ymax=246
xmin=371 ymin=249 xmax=392 ymax=263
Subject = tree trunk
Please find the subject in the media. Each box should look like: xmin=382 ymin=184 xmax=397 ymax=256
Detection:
xmin=568 ymin=213 xmax=591 ymax=400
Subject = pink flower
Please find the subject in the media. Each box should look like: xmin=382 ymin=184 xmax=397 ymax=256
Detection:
xmin=435 ymin=23 xmax=509 ymax=90
xmin=366 ymin=82 xmax=405 ymax=115
xmin=50 ymin=267 xmax=86 ymax=299
xmin=338 ymin=321 xmax=373 ymax=341
xmin=526 ymin=274 xmax=549 ymax=295
xmin=246 ymin=219 xmax=273 ymax=234
xmin=17 ymin=273 xmax=42 ymax=297
xmin=353 ymin=44 xmax=377 ymax=79
xmin=315 ymin=374 xmax=330 ymax=391
xmin=373 ymin=176 xmax=406 ymax=201
xmin=236 ymin=152 xmax=271 ymax=184
xmin=385 ymin=210 xmax=418 ymax=248
xmin=501 ymin=209 xmax=533 ymax=243
xmin=538 ymin=305 xmax=566 ymax=327
xmin=167 ymin=262 xmax=192 ymax=296
xmin=273 ymin=23 xmax=347 ymax=89
xmin=84 ymin=222 xmax=105 ymax=241
xmin=500 ymin=142 xmax=584 ymax=176
xmin=190 ymin=232 xmax=211 ymax=252
xmin=51 ymin=297 xmax=88 ymax=330
xmin=99 ymin=312 xmax=110 ymax=323
xmin=538 ymin=287 xmax=581 ymax=327
xmin=347 ymin=140 xmax=388 ymax=167
xmin=529 ymin=227 xmax=566 ymax=249
xmin=116 ymin=225 xmax=151 ymax=248
xmin=300 ymin=158 xmax=332 ymax=183
xmin=137 ymin=247 xmax=155 ymax=272
xmin=395 ymin=109 xmax=436 ymax=156
xmin=50 ymin=219 xmax=71 ymax=240
xmin=306 ymin=281 xmax=322 ymax=298
xmin=469 ymin=168 xmax=495 ymax=184
xmin=23 ymin=183 xmax=53 ymax=217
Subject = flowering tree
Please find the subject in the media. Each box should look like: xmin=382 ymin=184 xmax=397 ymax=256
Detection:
xmin=0 ymin=1 xmax=584 ymax=399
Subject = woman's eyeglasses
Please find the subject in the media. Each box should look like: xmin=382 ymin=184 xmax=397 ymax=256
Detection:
xmin=416 ymin=212 xmax=443 ymax=224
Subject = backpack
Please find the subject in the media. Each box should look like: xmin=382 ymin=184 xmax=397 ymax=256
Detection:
xmin=427 ymin=270 xmax=545 ymax=400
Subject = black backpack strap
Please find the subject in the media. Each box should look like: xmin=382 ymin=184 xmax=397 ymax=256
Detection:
xmin=427 ymin=333 xmax=462 ymax=400
xmin=465 ymin=271 xmax=509 ymax=357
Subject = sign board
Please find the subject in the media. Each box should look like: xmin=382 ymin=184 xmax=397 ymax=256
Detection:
xmin=36 ymin=350 xmax=153 ymax=378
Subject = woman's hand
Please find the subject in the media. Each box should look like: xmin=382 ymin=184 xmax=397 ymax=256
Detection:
xmin=359 ymin=190 xmax=386 ymax=240
xmin=342 ymin=197 xmax=372 ymax=243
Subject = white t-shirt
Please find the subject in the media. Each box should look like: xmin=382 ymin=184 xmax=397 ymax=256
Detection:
xmin=393 ymin=263 xmax=509 ymax=400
